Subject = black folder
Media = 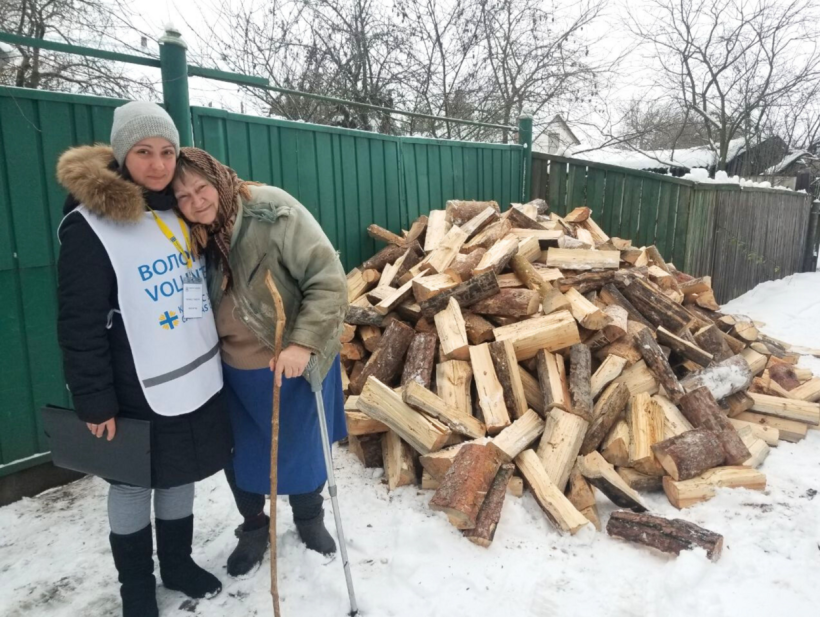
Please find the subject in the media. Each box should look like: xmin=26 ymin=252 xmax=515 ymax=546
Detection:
xmin=41 ymin=405 xmax=152 ymax=487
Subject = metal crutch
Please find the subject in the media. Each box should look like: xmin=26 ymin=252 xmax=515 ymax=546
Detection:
xmin=304 ymin=355 xmax=359 ymax=617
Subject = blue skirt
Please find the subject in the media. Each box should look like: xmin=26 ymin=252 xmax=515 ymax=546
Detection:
xmin=222 ymin=355 xmax=347 ymax=496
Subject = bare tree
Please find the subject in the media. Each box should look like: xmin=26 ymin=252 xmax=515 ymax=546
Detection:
xmin=628 ymin=0 xmax=820 ymax=171
xmin=0 ymin=0 xmax=159 ymax=98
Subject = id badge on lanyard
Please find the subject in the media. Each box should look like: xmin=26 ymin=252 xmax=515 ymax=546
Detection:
xmin=149 ymin=209 xmax=203 ymax=319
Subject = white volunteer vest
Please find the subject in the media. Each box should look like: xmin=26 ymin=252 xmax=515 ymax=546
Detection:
xmin=64 ymin=206 xmax=222 ymax=416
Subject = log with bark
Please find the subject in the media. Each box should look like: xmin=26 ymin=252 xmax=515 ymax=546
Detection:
xmin=680 ymin=355 xmax=754 ymax=400
xmin=635 ymin=327 xmax=686 ymax=402
xmin=400 ymin=332 xmax=438 ymax=388
xmin=580 ymin=382 xmax=630 ymax=455
xmin=470 ymin=343 xmax=512 ymax=434
xmin=419 ymin=271 xmax=500 ymax=318
xmin=350 ymin=320 xmax=416 ymax=394
xmin=576 ymin=451 xmax=646 ymax=511
xmin=403 ymin=380 xmax=486 ymax=440
xmin=651 ymin=428 xmax=726 ymax=481
xmin=569 ymin=344 xmax=594 ymax=421
xmin=536 ymin=408 xmax=589 ymax=492
xmin=678 ymin=387 xmax=751 ymax=465
xmin=489 ymin=340 xmax=529 ymax=420
xmin=462 ymin=463 xmax=515 ymax=547
xmin=536 ymin=349 xmax=571 ymax=413
xmin=607 ymin=511 xmax=723 ymax=561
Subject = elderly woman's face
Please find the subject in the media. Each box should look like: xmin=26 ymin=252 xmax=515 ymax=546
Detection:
xmin=173 ymin=170 xmax=219 ymax=225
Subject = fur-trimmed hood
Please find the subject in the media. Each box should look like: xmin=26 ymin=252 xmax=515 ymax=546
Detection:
xmin=56 ymin=145 xmax=147 ymax=222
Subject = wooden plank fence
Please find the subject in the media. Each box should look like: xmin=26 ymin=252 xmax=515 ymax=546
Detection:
xmin=532 ymin=152 xmax=815 ymax=304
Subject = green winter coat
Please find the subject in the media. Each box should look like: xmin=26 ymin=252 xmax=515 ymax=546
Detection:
xmin=206 ymin=185 xmax=348 ymax=380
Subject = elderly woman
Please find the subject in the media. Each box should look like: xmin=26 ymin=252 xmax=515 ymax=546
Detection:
xmin=171 ymin=147 xmax=348 ymax=576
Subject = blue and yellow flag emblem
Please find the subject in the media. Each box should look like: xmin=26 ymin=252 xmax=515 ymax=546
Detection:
xmin=159 ymin=311 xmax=180 ymax=330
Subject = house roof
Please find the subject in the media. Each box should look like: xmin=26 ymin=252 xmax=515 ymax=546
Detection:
xmin=763 ymin=151 xmax=812 ymax=175
xmin=546 ymin=114 xmax=581 ymax=146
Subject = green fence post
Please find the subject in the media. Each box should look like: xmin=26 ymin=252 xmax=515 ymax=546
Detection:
xmin=805 ymin=199 xmax=820 ymax=272
xmin=518 ymin=114 xmax=533 ymax=203
xmin=159 ymin=27 xmax=192 ymax=147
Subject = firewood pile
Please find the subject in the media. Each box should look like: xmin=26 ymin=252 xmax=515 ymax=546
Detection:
xmin=340 ymin=198 xmax=820 ymax=560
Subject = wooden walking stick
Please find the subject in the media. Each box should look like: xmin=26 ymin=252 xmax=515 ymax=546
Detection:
xmin=265 ymin=271 xmax=286 ymax=617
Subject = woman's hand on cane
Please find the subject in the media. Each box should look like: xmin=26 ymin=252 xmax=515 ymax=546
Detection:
xmin=269 ymin=344 xmax=312 ymax=387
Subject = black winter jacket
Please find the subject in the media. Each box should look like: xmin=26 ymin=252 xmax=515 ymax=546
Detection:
xmin=56 ymin=145 xmax=232 ymax=488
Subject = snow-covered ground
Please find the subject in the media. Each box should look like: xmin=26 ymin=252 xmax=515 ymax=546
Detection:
xmin=2 ymin=273 xmax=820 ymax=617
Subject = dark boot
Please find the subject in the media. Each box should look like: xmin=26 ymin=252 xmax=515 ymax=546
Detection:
xmin=155 ymin=515 xmax=222 ymax=599
xmin=295 ymin=511 xmax=337 ymax=556
xmin=227 ymin=515 xmax=270 ymax=577
xmin=290 ymin=485 xmax=336 ymax=556
xmin=109 ymin=525 xmax=159 ymax=617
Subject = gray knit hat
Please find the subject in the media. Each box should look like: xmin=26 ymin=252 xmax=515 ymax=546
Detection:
xmin=110 ymin=101 xmax=180 ymax=166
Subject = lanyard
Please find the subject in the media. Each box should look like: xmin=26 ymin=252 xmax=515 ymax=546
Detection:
xmin=148 ymin=208 xmax=193 ymax=270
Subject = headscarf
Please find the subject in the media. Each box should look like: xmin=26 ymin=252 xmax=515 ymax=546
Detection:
xmin=176 ymin=147 xmax=257 ymax=289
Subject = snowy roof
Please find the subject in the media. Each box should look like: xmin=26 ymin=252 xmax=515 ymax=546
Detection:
xmin=763 ymin=151 xmax=812 ymax=175
xmin=566 ymin=137 xmax=748 ymax=171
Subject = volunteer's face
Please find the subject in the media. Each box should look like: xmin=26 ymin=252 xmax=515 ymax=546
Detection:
xmin=174 ymin=172 xmax=219 ymax=225
xmin=124 ymin=138 xmax=176 ymax=192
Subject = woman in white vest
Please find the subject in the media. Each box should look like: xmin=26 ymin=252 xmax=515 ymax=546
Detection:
xmin=56 ymin=102 xmax=232 ymax=617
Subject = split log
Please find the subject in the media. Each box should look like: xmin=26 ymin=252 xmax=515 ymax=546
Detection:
xmin=460 ymin=206 xmax=499 ymax=239
xmin=340 ymin=323 xmax=357 ymax=344
xmin=490 ymin=409 xmax=545 ymax=461
xmin=657 ymin=326 xmax=713 ymax=367
xmin=565 ymin=288 xmax=611 ymax=330
xmin=347 ymin=267 xmax=380 ymax=303
xmin=591 ymin=355 xmax=629 ymax=398
xmin=445 ymin=249 xmax=486 ymax=283
xmin=341 ymin=341 xmax=366 ymax=363
xmin=508 ymin=205 xmax=549 ymax=230
xmin=434 ymin=297 xmax=470 ymax=361
xmin=617 ymin=467 xmax=664 ymax=492
xmin=446 ymin=199 xmax=500 ymax=226
xmin=569 ymin=344 xmax=594 ymax=421
xmin=546 ymin=248 xmax=620 ymax=270
xmin=607 ymin=511 xmax=723 ymax=561
xmin=728 ymin=418 xmax=780 ymax=447
xmin=471 ymin=288 xmax=541 ymax=317
xmin=541 ymin=286 xmax=572 ymax=315
xmin=412 ymin=274 xmax=459 ymax=304
xmin=618 ymin=276 xmax=694 ymax=333
xmin=420 ymin=226 xmax=469 ymax=273
xmin=345 ymin=305 xmax=385 ymax=327
xmin=627 ymin=393 xmax=666 ymax=476
xmin=357 ymin=377 xmax=451 ymax=454
xmin=421 ymin=471 xmax=439 ymax=491
xmin=679 ymin=387 xmax=751 ymax=465
xmin=654 ymin=394 xmax=694 ymax=439
xmin=359 ymin=325 xmax=382 ymax=353
xmin=473 ymin=234 xmax=520 ymax=275
xmin=429 ymin=443 xmax=503 ymax=529
xmin=599 ymin=283 xmax=653 ymax=329
xmin=349 ymin=361 xmax=365 ymax=386
xmin=350 ymin=320 xmax=416 ymax=394
xmin=436 ymin=360 xmax=473 ymax=417
xmin=564 ymin=206 xmax=591 ymax=223
xmin=680 ymin=355 xmax=754 ymax=400
xmin=613 ymin=359 xmax=659 ymax=396
xmin=567 ymin=468 xmax=601 ymax=531
xmin=348 ymin=434 xmax=385 ymax=468
xmin=382 ymin=431 xmax=418 ymax=490
xmin=511 ymin=228 xmax=564 ymax=247
xmin=601 ymin=419 xmax=630 ymax=467
xmin=362 ymin=244 xmax=408 ymax=272
xmin=663 ymin=466 xmax=766 ymax=509
xmin=493 ymin=310 xmax=581 ymax=360
xmin=403 ymin=381 xmax=486 ymax=439
xmin=419 ymin=271 xmax=500 ymax=318
xmin=463 ymin=312 xmax=496 ymax=345
xmin=576 ymin=451 xmax=646 ymax=511
xmin=470 ymin=343 xmax=512 ymax=434
xmin=519 ymin=367 xmax=546 ymax=415
xmin=736 ymin=425 xmax=770 ymax=469
xmin=463 ymin=219 xmax=513 ymax=253
xmin=419 ymin=440 xmax=487 ymax=481
xmin=694 ymin=325 xmax=734 ymax=363
xmin=580 ymin=382 xmax=630 ymax=455
xmin=680 ymin=276 xmax=711 ymax=297
xmin=635 ymin=326 xmax=686 ymax=402
xmin=514 ymin=450 xmax=589 ymax=534
xmin=400 ymin=332 xmax=438 ymax=388
xmin=579 ymin=217 xmax=609 ymax=245
xmin=517 ymin=236 xmax=542 ymax=263
xmin=555 ymin=270 xmax=631 ymax=294
xmin=603 ymin=305 xmax=628 ymax=342
xmin=748 ymin=393 xmax=820 ymax=425
xmin=368 ymin=224 xmax=406 ymax=246
xmin=790 ymin=377 xmax=820 ymax=402
xmin=536 ymin=350 xmax=571 ymax=413
xmin=345 ymin=409 xmax=388 ymax=436
xmin=394 ymin=242 xmax=426 ymax=282
xmin=424 ymin=210 xmax=451 ymax=252
xmin=489 ymin=340 xmax=529 ymax=420
xmin=736 ymin=411 xmax=808 ymax=442
xmin=367 ymin=285 xmax=395 ymax=305
xmin=508 ymin=476 xmax=524 ymax=497
xmin=651 ymin=429 xmax=726 ymax=481
xmin=462 ymin=463 xmax=515 ymax=547
xmin=536 ymin=408 xmax=589 ymax=492
xmin=767 ymin=364 xmax=801 ymax=391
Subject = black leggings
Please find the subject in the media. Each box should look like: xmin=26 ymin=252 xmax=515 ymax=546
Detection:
xmin=224 ymin=468 xmax=324 ymax=522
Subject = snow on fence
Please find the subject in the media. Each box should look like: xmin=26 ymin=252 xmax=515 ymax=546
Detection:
xmin=531 ymin=152 xmax=819 ymax=304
